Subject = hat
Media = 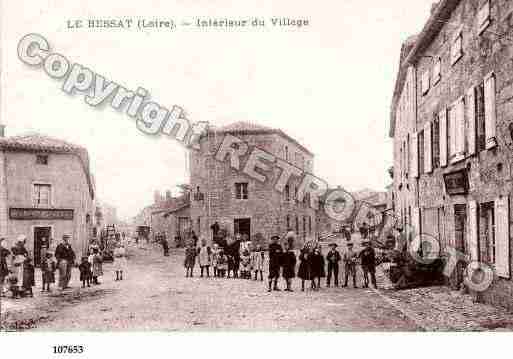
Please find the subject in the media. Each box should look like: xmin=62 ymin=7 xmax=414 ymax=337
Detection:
xmin=17 ymin=234 xmax=27 ymax=242
xmin=62 ymin=234 xmax=71 ymax=239
xmin=347 ymin=242 xmax=354 ymax=247
xmin=270 ymin=235 xmax=280 ymax=241
xmin=329 ymin=243 xmax=338 ymax=248
xmin=361 ymin=239 xmax=371 ymax=245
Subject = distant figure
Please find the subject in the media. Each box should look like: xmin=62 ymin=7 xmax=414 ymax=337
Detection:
xmin=22 ymin=256 xmax=35 ymax=297
xmin=113 ymin=242 xmax=128 ymax=281
xmin=309 ymin=245 xmax=325 ymax=290
xmin=359 ymin=222 xmax=369 ymax=239
xmin=79 ymin=256 xmax=92 ymax=288
xmin=343 ymin=243 xmax=358 ymax=288
xmin=326 ymin=243 xmax=341 ymax=287
xmin=250 ymin=245 xmax=264 ymax=281
xmin=297 ymin=246 xmax=311 ymax=291
xmin=41 ymin=251 xmax=57 ymax=292
xmin=281 ymin=242 xmax=297 ymax=292
xmin=216 ymin=249 xmax=228 ymax=278
xmin=359 ymin=240 xmax=377 ymax=289
xmin=160 ymin=232 xmax=169 ymax=257
xmin=90 ymin=248 xmax=103 ymax=285
xmin=240 ymin=249 xmax=251 ymax=279
xmin=0 ymin=238 xmax=11 ymax=297
xmin=184 ymin=243 xmax=196 ymax=277
xmin=55 ymin=234 xmax=76 ymax=290
xmin=267 ymin=235 xmax=283 ymax=292
xmin=210 ymin=221 xmax=220 ymax=242
xmin=197 ymin=239 xmax=212 ymax=278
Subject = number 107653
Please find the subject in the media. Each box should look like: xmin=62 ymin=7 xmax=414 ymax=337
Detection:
xmin=52 ymin=345 xmax=84 ymax=354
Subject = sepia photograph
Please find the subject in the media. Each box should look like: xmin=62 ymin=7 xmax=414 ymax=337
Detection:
xmin=1 ymin=0 xmax=513 ymax=355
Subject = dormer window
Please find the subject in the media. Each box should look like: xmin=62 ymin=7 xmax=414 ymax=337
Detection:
xmin=36 ymin=154 xmax=48 ymax=165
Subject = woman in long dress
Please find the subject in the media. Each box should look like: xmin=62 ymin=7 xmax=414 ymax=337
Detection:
xmin=11 ymin=235 xmax=29 ymax=293
xmin=113 ymin=243 xmax=127 ymax=281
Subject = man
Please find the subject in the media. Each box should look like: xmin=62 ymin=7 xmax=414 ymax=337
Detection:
xmin=0 ymin=238 xmax=11 ymax=297
xmin=359 ymin=222 xmax=369 ymax=239
xmin=229 ymin=234 xmax=242 ymax=278
xmin=326 ymin=243 xmax=341 ymax=287
xmin=359 ymin=240 xmax=377 ymax=289
xmin=267 ymin=235 xmax=283 ymax=292
xmin=160 ymin=232 xmax=169 ymax=256
xmin=343 ymin=242 xmax=358 ymax=288
xmin=55 ymin=234 xmax=76 ymax=290
xmin=210 ymin=221 xmax=220 ymax=242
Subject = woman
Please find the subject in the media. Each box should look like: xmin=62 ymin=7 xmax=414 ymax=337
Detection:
xmin=309 ymin=245 xmax=325 ymax=290
xmin=297 ymin=247 xmax=311 ymax=291
xmin=113 ymin=242 xmax=128 ymax=281
xmin=0 ymin=238 xmax=11 ymax=297
xmin=90 ymin=248 xmax=103 ymax=285
xmin=11 ymin=235 xmax=29 ymax=294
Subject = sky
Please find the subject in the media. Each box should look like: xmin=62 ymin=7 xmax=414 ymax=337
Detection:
xmin=1 ymin=0 xmax=436 ymax=221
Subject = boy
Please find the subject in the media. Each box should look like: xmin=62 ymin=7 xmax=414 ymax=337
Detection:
xmin=240 ymin=249 xmax=251 ymax=279
xmin=359 ymin=240 xmax=377 ymax=289
xmin=41 ymin=251 xmax=57 ymax=292
xmin=22 ymin=257 xmax=35 ymax=297
xmin=216 ymin=249 xmax=228 ymax=278
xmin=281 ymin=242 xmax=296 ymax=292
xmin=267 ymin=235 xmax=283 ymax=292
xmin=343 ymin=243 xmax=358 ymax=288
xmin=184 ymin=243 xmax=196 ymax=277
xmin=79 ymin=256 xmax=92 ymax=288
xmin=326 ymin=243 xmax=341 ymax=287
xmin=251 ymin=246 xmax=264 ymax=281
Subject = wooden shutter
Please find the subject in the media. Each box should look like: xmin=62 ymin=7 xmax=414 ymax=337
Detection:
xmin=484 ymin=72 xmax=497 ymax=149
xmin=412 ymin=207 xmax=421 ymax=240
xmin=411 ymin=132 xmax=419 ymax=178
xmin=439 ymin=108 xmax=448 ymax=167
xmin=468 ymin=200 xmax=479 ymax=261
xmin=452 ymin=97 xmax=465 ymax=163
xmin=495 ymin=196 xmax=510 ymax=278
xmin=424 ymin=122 xmax=433 ymax=173
xmin=466 ymin=86 xmax=477 ymax=155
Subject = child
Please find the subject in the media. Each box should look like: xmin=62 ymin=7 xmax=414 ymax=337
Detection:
xmin=281 ymin=243 xmax=297 ymax=292
xmin=22 ymin=257 xmax=35 ymax=297
xmin=216 ymin=249 xmax=228 ymax=278
xmin=250 ymin=246 xmax=264 ymax=281
xmin=79 ymin=256 xmax=92 ymax=288
xmin=197 ymin=239 xmax=212 ymax=278
xmin=240 ymin=249 xmax=251 ymax=279
xmin=297 ymin=247 xmax=311 ymax=291
xmin=7 ymin=271 xmax=20 ymax=299
xmin=184 ymin=243 xmax=196 ymax=277
xmin=211 ymin=243 xmax=220 ymax=277
xmin=113 ymin=243 xmax=128 ymax=281
xmin=41 ymin=251 xmax=57 ymax=292
xmin=326 ymin=243 xmax=341 ymax=287
xmin=309 ymin=245 xmax=325 ymax=291
xmin=90 ymin=248 xmax=103 ymax=285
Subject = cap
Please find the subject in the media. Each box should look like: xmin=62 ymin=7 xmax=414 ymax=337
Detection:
xmin=270 ymin=235 xmax=280 ymax=241
xmin=329 ymin=243 xmax=338 ymax=247
xmin=62 ymin=234 xmax=71 ymax=239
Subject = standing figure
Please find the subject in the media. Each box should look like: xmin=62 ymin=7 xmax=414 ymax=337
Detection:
xmin=11 ymin=236 xmax=29 ymax=294
xmin=239 ymin=249 xmax=251 ymax=279
xmin=309 ymin=245 xmax=325 ymax=290
xmin=0 ymin=238 xmax=11 ymax=297
xmin=79 ymin=256 xmax=92 ymax=288
xmin=267 ymin=235 xmax=283 ymax=292
xmin=113 ymin=243 xmax=128 ymax=281
xmin=55 ymin=234 xmax=76 ymax=290
xmin=326 ymin=243 xmax=341 ymax=287
xmin=250 ymin=246 xmax=264 ymax=281
xmin=281 ymin=243 xmax=297 ymax=292
xmin=216 ymin=249 xmax=228 ymax=278
xmin=198 ymin=239 xmax=212 ymax=278
xmin=359 ymin=240 xmax=377 ymax=289
xmin=22 ymin=256 xmax=35 ymax=297
xmin=359 ymin=222 xmax=369 ymax=240
xmin=184 ymin=243 xmax=196 ymax=277
xmin=229 ymin=234 xmax=242 ymax=278
xmin=297 ymin=247 xmax=311 ymax=291
xmin=211 ymin=243 xmax=220 ymax=277
xmin=90 ymin=248 xmax=103 ymax=285
xmin=343 ymin=243 xmax=358 ymax=288
xmin=161 ymin=232 xmax=169 ymax=257
xmin=41 ymin=251 xmax=57 ymax=292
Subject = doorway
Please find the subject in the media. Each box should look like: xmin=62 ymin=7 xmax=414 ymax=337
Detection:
xmin=453 ymin=204 xmax=467 ymax=287
xmin=34 ymin=226 xmax=51 ymax=267
xmin=234 ymin=218 xmax=251 ymax=241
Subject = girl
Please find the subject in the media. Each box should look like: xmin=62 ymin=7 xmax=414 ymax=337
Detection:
xmin=79 ymin=256 xmax=92 ymax=288
xmin=184 ymin=243 xmax=196 ymax=277
xmin=239 ymin=249 xmax=251 ymax=279
xmin=41 ymin=251 xmax=57 ymax=292
xmin=211 ymin=244 xmax=220 ymax=277
xmin=197 ymin=239 xmax=212 ymax=278
xmin=309 ymin=245 xmax=325 ymax=291
xmin=281 ymin=243 xmax=297 ymax=292
xmin=216 ymin=249 xmax=228 ymax=278
xmin=113 ymin=243 xmax=128 ymax=281
xmin=22 ymin=256 xmax=35 ymax=297
xmin=297 ymin=247 xmax=311 ymax=291
xmin=250 ymin=246 xmax=264 ymax=281
xmin=90 ymin=248 xmax=103 ymax=285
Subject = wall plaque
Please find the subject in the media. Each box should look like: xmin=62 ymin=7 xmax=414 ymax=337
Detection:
xmin=9 ymin=208 xmax=74 ymax=220
xmin=443 ymin=169 xmax=469 ymax=195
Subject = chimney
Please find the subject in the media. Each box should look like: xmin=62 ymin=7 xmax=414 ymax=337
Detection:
xmin=0 ymin=125 xmax=5 ymax=137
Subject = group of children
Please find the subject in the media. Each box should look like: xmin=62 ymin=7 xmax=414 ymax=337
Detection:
xmin=184 ymin=240 xmax=265 ymax=280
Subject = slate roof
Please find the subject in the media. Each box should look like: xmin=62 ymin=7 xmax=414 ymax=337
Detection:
xmin=0 ymin=133 xmax=95 ymax=199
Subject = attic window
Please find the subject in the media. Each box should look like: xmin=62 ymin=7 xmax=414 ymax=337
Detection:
xmin=36 ymin=154 xmax=49 ymax=165
xmin=478 ymin=1 xmax=491 ymax=35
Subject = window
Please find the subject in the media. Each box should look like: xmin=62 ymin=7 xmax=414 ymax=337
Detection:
xmin=295 ymin=216 xmax=299 ymax=234
xmin=285 ymin=146 xmax=289 ymax=161
xmin=478 ymin=1 xmax=491 ymax=35
xmin=308 ymin=216 xmax=312 ymax=235
xmin=235 ymin=183 xmax=248 ymax=200
xmin=432 ymin=58 xmax=441 ymax=85
xmin=484 ymin=73 xmax=497 ymax=149
xmin=286 ymin=215 xmax=290 ymax=230
xmin=294 ymin=186 xmax=298 ymax=202
xmin=433 ymin=115 xmax=440 ymax=168
xmin=421 ymin=70 xmax=430 ymax=95
xmin=476 ymin=83 xmax=486 ymax=151
xmin=480 ymin=202 xmax=495 ymax=264
xmin=449 ymin=97 xmax=465 ymax=163
xmin=33 ymin=183 xmax=51 ymax=207
xmin=303 ymin=216 xmax=307 ymax=236
xmin=285 ymin=184 xmax=290 ymax=202
xmin=451 ymin=30 xmax=463 ymax=65
xmin=36 ymin=154 xmax=48 ymax=165
xmin=418 ymin=130 xmax=425 ymax=175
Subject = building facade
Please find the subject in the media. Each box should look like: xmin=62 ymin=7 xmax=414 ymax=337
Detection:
xmin=189 ymin=121 xmax=316 ymax=245
xmin=391 ymin=0 xmax=513 ymax=310
xmin=0 ymin=134 xmax=95 ymax=265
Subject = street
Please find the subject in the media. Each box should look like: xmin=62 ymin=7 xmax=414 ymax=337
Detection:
xmin=2 ymin=241 xmax=513 ymax=331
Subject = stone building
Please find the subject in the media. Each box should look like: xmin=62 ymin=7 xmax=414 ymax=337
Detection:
xmin=0 ymin=133 xmax=96 ymax=265
xmin=150 ymin=190 xmax=191 ymax=246
xmin=189 ymin=121 xmax=316 ymax=245
xmin=390 ymin=0 xmax=513 ymax=310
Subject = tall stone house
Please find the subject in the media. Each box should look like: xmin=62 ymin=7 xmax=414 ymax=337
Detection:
xmin=390 ymin=0 xmax=513 ymax=310
xmin=189 ymin=121 xmax=316 ymax=245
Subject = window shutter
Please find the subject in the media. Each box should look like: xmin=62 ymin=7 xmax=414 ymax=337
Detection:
xmin=484 ymin=72 xmax=497 ymax=149
xmin=411 ymin=207 xmax=421 ymax=241
xmin=411 ymin=132 xmax=419 ymax=178
xmin=439 ymin=108 xmax=448 ymax=167
xmin=424 ymin=122 xmax=433 ymax=173
xmin=495 ymin=196 xmax=510 ymax=278
xmin=452 ymin=97 xmax=465 ymax=163
xmin=468 ymin=200 xmax=479 ymax=261
xmin=466 ymin=86 xmax=477 ymax=156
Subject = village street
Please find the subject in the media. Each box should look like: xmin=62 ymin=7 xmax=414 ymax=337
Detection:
xmin=3 ymin=239 xmax=513 ymax=332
